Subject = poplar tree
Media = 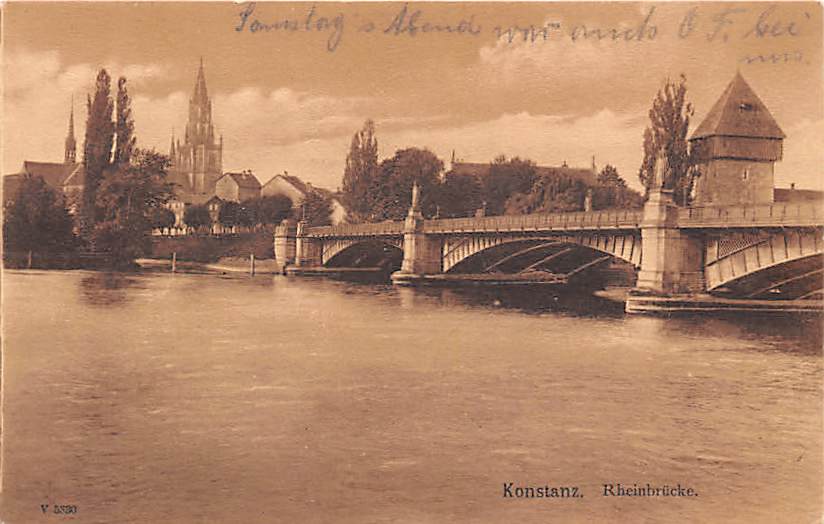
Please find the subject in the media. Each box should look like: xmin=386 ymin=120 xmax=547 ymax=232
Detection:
xmin=341 ymin=119 xmax=379 ymax=222
xmin=80 ymin=69 xmax=114 ymax=241
xmin=638 ymin=74 xmax=696 ymax=206
xmin=114 ymin=77 xmax=136 ymax=167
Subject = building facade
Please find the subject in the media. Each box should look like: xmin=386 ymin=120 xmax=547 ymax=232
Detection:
xmin=261 ymin=173 xmax=347 ymax=225
xmin=215 ymin=171 xmax=262 ymax=202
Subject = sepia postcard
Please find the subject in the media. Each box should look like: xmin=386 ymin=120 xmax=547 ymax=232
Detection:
xmin=1 ymin=1 xmax=822 ymax=523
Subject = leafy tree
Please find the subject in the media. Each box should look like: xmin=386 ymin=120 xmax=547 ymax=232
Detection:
xmin=597 ymin=164 xmax=623 ymax=187
xmin=639 ymin=74 xmax=696 ymax=205
xmin=341 ymin=119 xmax=379 ymax=222
xmin=369 ymin=148 xmax=443 ymax=221
xmin=300 ymin=191 xmax=334 ymax=227
xmin=80 ymin=69 xmax=115 ymax=240
xmin=218 ymin=200 xmax=240 ymax=228
xmin=483 ymin=156 xmax=538 ymax=216
xmin=255 ymin=195 xmax=293 ymax=225
xmin=504 ymin=172 xmax=587 ymax=214
xmin=593 ymin=164 xmax=644 ymax=210
xmin=438 ymin=172 xmax=484 ymax=218
xmin=92 ymin=149 xmax=174 ymax=265
xmin=149 ymin=206 xmax=176 ymax=230
xmin=236 ymin=201 xmax=258 ymax=228
xmin=184 ymin=204 xmax=212 ymax=232
xmin=114 ymin=77 xmax=135 ymax=167
xmin=3 ymin=175 xmax=77 ymax=266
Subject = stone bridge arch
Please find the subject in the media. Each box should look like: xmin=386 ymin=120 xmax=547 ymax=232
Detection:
xmin=322 ymin=237 xmax=404 ymax=267
xmin=704 ymin=228 xmax=823 ymax=299
xmin=441 ymin=232 xmax=642 ymax=274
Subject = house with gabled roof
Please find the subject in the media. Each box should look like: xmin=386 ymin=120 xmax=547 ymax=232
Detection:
xmin=261 ymin=172 xmax=347 ymax=225
xmin=215 ymin=170 xmax=261 ymax=202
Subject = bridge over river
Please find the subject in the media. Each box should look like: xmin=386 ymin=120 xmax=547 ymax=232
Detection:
xmin=275 ymin=186 xmax=823 ymax=314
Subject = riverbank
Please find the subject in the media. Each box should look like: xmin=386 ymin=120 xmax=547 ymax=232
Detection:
xmin=136 ymin=256 xmax=281 ymax=275
xmin=150 ymin=230 xmax=274 ymax=263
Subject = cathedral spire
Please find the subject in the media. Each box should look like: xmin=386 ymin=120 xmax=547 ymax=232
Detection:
xmin=64 ymin=97 xmax=76 ymax=164
xmin=193 ymin=56 xmax=208 ymax=103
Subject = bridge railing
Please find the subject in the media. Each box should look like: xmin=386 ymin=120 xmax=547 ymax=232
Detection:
xmin=306 ymin=220 xmax=405 ymax=237
xmin=678 ymin=201 xmax=824 ymax=227
xmin=306 ymin=210 xmax=643 ymax=237
xmin=424 ymin=209 xmax=643 ymax=233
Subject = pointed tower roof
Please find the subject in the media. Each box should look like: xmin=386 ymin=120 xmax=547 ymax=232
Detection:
xmin=193 ymin=57 xmax=208 ymax=103
xmin=67 ymin=99 xmax=75 ymax=138
xmin=64 ymin=97 xmax=77 ymax=164
xmin=691 ymin=72 xmax=785 ymax=141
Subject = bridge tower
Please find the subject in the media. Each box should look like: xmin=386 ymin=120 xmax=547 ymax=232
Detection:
xmin=689 ymin=72 xmax=784 ymax=206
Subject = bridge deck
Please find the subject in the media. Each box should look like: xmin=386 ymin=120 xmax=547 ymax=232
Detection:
xmin=678 ymin=202 xmax=823 ymax=228
xmin=306 ymin=202 xmax=823 ymax=238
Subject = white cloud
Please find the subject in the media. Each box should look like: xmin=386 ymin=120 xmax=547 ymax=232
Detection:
xmin=3 ymin=49 xmax=169 ymax=173
xmin=775 ymin=118 xmax=824 ymax=190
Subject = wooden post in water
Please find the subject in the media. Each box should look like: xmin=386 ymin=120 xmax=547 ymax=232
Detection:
xmin=172 ymin=252 xmax=177 ymax=273
xmin=250 ymin=253 xmax=256 ymax=276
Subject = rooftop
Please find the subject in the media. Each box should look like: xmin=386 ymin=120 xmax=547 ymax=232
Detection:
xmin=691 ymin=72 xmax=785 ymax=141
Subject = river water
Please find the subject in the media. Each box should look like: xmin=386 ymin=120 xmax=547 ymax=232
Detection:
xmin=1 ymin=270 xmax=821 ymax=523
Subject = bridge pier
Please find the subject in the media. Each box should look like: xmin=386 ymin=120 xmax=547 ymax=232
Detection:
xmin=634 ymin=187 xmax=704 ymax=295
xmin=391 ymin=185 xmax=442 ymax=285
xmin=295 ymin=221 xmax=323 ymax=267
xmin=274 ymin=219 xmax=297 ymax=269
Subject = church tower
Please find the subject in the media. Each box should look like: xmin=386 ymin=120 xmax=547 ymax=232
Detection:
xmin=65 ymin=100 xmax=76 ymax=164
xmin=171 ymin=58 xmax=223 ymax=196
xmin=689 ymin=72 xmax=784 ymax=205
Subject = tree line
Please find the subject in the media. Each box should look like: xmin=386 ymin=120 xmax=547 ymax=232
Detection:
xmin=174 ymin=194 xmax=294 ymax=232
xmin=340 ymin=75 xmax=696 ymax=223
xmin=340 ymin=124 xmax=644 ymax=223
xmin=175 ymin=191 xmax=332 ymax=233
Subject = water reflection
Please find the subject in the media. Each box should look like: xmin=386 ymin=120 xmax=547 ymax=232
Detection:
xmin=657 ymin=314 xmax=823 ymax=356
xmin=78 ymin=272 xmax=144 ymax=307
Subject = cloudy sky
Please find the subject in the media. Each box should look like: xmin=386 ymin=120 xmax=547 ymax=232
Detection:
xmin=3 ymin=2 xmax=822 ymax=190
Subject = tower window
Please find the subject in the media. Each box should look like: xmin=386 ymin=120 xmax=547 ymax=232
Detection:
xmin=742 ymin=168 xmax=749 ymax=180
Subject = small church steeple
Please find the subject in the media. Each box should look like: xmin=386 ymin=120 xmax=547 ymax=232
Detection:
xmin=64 ymin=98 xmax=76 ymax=164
